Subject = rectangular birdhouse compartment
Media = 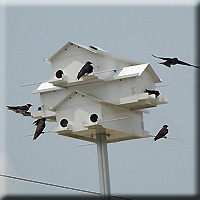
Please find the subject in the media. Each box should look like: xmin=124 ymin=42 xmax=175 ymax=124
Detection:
xmin=50 ymin=100 xmax=149 ymax=143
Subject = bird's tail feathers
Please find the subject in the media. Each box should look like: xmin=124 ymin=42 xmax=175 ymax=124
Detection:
xmin=7 ymin=106 xmax=16 ymax=110
xmin=159 ymin=62 xmax=171 ymax=68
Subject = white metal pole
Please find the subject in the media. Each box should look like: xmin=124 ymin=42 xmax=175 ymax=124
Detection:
xmin=96 ymin=133 xmax=111 ymax=199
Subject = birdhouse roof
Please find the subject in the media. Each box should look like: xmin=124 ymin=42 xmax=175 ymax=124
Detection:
xmin=116 ymin=63 xmax=161 ymax=83
xmin=51 ymin=90 xmax=103 ymax=111
xmin=33 ymin=82 xmax=60 ymax=94
xmin=44 ymin=41 xmax=141 ymax=65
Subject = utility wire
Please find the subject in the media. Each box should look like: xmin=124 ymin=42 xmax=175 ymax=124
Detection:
xmin=0 ymin=173 xmax=136 ymax=200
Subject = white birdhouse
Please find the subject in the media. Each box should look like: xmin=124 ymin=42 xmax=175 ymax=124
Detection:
xmin=32 ymin=41 xmax=168 ymax=143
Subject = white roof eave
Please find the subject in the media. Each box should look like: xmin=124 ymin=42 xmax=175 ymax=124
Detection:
xmin=44 ymin=41 xmax=142 ymax=65
xmin=44 ymin=41 xmax=97 ymax=63
xmin=32 ymin=82 xmax=62 ymax=94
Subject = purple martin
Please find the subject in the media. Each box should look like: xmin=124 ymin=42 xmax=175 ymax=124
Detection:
xmin=7 ymin=104 xmax=32 ymax=116
xmin=154 ymin=125 xmax=169 ymax=141
xmin=152 ymin=54 xmax=199 ymax=68
xmin=33 ymin=118 xmax=46 ymax=140
xmin=144 ymin=89 xmax=160 ymax=98
xmin=77 ymin=61 xmax=94 ymax=80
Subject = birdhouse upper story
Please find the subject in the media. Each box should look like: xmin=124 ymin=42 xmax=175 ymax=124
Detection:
xmin=44 ymin=41 xmax=142 ymax=83
xmin=40 ymin=41 xmax=167 ymax=105
xmin=32 ymin=41 xmax=168 ymax=143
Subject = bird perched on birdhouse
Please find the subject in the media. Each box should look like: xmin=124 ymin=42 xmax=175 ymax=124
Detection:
xmin=77 ymin=61 xmax=94 ymax=80
xmin=144 ymin=89 xmax=160 ymax=98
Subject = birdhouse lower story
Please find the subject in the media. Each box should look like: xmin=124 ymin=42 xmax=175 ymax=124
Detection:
xmin=32 ymin=90 xmax=148 ymax=143
xmin=31 ymin=75 xmax=167 ymax=143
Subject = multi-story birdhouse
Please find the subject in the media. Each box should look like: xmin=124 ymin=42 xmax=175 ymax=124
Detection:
xmin=32 ymin=41 xmax=168 ymax=143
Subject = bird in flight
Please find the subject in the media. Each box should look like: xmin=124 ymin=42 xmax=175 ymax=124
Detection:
xmin=144 ymin=89 xmax=160 ymax=98
xmin=77 ymin=61 xmax=94 ymax=80
xmin=7 ymin=104 xmax=32 ymax=116
xmin=152 ymin=54 xmax=199 ymax=68
xmin=33 ymin=118 xmax=46 ymax=140
xmin=154 ymin=125 xmax=169 ymax=141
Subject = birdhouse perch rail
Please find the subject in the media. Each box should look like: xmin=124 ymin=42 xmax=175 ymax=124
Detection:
xmin=148 ymin=135 xmax=179 ymax=140
xmin=93 ymin=67 xmax=124 ymax=74
xmin=98 ymin=116 xmax=127 ymax=124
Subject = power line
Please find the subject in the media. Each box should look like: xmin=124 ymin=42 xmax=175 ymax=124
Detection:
xmin=0 ymin=173 xmax=136 ymax=200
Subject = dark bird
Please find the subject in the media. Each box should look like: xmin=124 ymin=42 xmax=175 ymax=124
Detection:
xmin=7 ymin=104 xmax=32 ymax=116
xmin=77 ymin=61 xmax=94 ymax=80
xmin=152 ymin=54 xmax=199 ymax=68
xmin=154 ymin=125 xmax=169 ymax=141
xmin=144 ymin=89 xmax=160 ymax=98
xmin=33 ymin=118 xmax=46 ymax=140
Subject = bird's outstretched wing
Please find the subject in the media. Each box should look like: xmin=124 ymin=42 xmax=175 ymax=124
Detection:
xmin=7 ymin=104 xmax=32 ymax=112
xmin=33 ymin=119 xmax=41 ymax=126
xmin=152 ymin=54 xmax=171 ymax=61
xmin=177 ymin=59 xmax=200 ymax=68
xmin=33 ymin=118 xmax=46 ymax=140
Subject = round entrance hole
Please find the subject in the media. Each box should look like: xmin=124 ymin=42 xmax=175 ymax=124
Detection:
xmin=56 ymin=70 xmax=64 ymax=79
xmin=60 ymin=119 xmax=68 ymax=127
xmin=90 ymin=114 xmax=98 ymax=123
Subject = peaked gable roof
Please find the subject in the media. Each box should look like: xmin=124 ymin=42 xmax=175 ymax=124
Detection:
xmin=44 ymin=41 xmax=141 ymax=66
xmin=51 ymin=90 xmax=103 ymax=111
xmin=116 ymin=63 xmax=161 ymax=83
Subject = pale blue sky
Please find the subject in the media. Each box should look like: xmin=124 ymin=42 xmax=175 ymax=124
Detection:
xmin=0 ymin=2 xmax=197 ymax=198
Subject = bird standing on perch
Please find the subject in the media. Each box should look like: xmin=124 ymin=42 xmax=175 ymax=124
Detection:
xmin=144 ymin=89 xmax=160 ymax=98
xmin=77 ymin=61 xmax=94 ymax=80
xmin=154 ymin=125 xmax=169 ymax=141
